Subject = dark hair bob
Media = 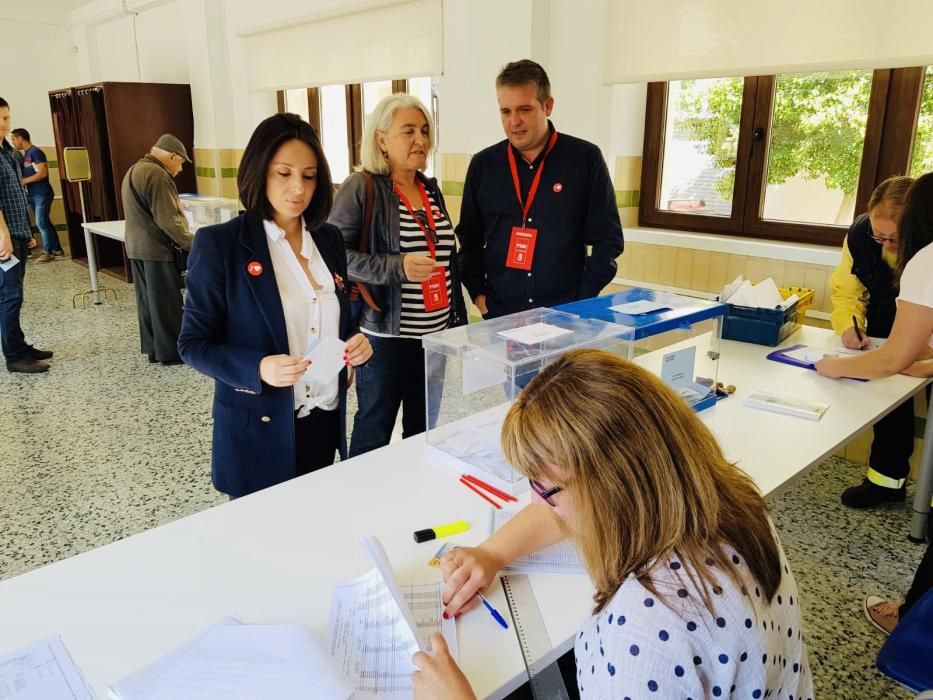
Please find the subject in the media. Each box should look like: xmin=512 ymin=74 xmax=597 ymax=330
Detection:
xmin=237 ymin=113 xmax=333 ymax=229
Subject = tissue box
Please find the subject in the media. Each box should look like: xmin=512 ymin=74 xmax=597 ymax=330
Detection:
xmin=721 ymin=286 xmax=814 ymax=346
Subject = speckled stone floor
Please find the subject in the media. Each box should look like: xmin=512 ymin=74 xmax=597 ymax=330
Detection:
xmin=0 ymin=258 xmax=926 ymax=698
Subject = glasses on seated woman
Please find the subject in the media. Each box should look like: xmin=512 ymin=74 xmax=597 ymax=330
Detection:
xmin=528 ymin=478 xmax=562 ymax=506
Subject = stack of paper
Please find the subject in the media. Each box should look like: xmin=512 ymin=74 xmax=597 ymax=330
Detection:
xmin=722 ymin=276 xmax=796 ymax=309
xmin=326 ymin=536 xmax=457 ymax=699
xmin=433 ymin=404 xmax=519 ymax=483
xmin=109 ymin=619 xmax=351 ymax=700
xmin=109 ymin=537 xmax=453 ymax=700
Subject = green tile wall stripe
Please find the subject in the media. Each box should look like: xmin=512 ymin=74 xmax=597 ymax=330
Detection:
xmin=220 ymin=167 xmax=238 ymax=179
xmin=48 ymin=160 xmax=58 ymax=169
xmin=442 ymin=181 xmax=464 ymax=197
xmin=614 ymin=190 xmax=640 ymax=208
xmin=916 ymin=416 xmax=927 ymax=440
xmin=195 ymin=166 xmax=216 ymax=178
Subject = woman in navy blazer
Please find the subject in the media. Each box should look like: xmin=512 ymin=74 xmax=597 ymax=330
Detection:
xmin=179 ymin=114 xmax=372 ymax=498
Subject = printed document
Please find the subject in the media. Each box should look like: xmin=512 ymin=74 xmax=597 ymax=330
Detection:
xmin=0 ymin=635 xmax=93 ymax=700
xmin=491 ymin=510 xmax=587 ymax=575
xmin=326 ymin=537 xmax=457 ymax=699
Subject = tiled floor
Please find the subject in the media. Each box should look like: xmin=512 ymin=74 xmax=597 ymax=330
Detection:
xmin=0 ymin=259 xmax=926 ymax=698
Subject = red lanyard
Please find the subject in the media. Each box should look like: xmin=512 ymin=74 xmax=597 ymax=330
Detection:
xmin=507 ymin=130 xmax=559 ymax=224
xmin=395 ymin=179 xmax=437 ymax=258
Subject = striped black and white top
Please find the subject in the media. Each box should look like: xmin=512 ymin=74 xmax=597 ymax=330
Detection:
xmin=398 ymin=191 xmax=455 ymax=337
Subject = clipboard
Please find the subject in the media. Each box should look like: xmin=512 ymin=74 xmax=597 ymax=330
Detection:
xmin=766 ymin=344 xmax=868 ymax=381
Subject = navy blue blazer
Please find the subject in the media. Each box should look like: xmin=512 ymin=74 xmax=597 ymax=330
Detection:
xmin=178 ymin=212 xmax=353 ymax=497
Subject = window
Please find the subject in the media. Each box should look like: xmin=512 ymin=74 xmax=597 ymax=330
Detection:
xmin=277 ymin=77 xmax=437 ymax=185
xmin=641 ymin=67 xmax=929 ymax=245
xmin=910 ymin=66 xmax=933 ymax=177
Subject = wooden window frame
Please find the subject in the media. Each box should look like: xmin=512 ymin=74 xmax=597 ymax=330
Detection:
xmin=278 ymin=78 xmax=415 ymax=173
xmin=640 ymin=68 xmax=927 ymax=247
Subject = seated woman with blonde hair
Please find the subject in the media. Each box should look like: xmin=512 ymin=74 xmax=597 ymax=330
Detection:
xmin=412 ymin=349 xmax=813 ymax=699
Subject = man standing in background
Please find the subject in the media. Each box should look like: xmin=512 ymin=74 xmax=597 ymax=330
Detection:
xmin=121 ymin=133 xmax=193 ymax=365
xmin=456 ymin=59 xmax=624 ymax=318
xmin=0 ymin=97 xmax=53 ymax=373
xmin=11 ymin=128 xmax=63 ymax=263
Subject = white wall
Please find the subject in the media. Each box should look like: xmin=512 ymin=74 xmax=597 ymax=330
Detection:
xmin=0 ymin=1 xmax=79 ymax=145
xmin=437 ymin=0 xmax=534 ymax=155
xmin=77 ymin=0 xmax=188 ymax=83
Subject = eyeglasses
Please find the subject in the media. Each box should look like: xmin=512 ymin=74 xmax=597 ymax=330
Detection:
xmin=412 ymin=209 xmax=438 ymax=244
xmin=871 ymin=235 xmax=898 ymax=245
xmin=529 ymin=478 xmax=563 ymax=507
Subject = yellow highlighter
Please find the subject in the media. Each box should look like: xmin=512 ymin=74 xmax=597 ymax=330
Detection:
xmin=413 ymin=520 xmax=469 ymax=543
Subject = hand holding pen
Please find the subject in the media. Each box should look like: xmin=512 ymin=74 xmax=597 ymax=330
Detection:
xmin=842 ymin=314 xmax=870 ymax=350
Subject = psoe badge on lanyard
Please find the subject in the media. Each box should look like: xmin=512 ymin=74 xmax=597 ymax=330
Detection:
xmin=506 ymin=227 xmax=538 ymax=270
xmin=505 ymin=130 xmax=558 ymax=273
xmin=422 ymin=266 xmax=448 ymax=311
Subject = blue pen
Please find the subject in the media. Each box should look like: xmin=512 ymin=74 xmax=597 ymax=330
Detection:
xmin=477 ymin=591 xmax=509 ymax=629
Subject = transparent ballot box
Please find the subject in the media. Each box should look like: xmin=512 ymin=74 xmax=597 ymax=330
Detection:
xmin=422 ymin=309 xmax=636 ymax=493
xmin=178 ymin=194 xmax=240 ymax=230
xmin=554 ymin=288 xmax=727 ymax=411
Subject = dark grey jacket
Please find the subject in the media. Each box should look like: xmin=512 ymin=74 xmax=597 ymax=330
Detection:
xmin=122 ymin=155 xmax=192 ymax=262
xmin=328 ymin=171 xmax=467 ymax=335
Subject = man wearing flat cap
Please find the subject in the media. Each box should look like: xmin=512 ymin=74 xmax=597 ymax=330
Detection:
xmin=121 ymin=133 xmax=193 ymax=365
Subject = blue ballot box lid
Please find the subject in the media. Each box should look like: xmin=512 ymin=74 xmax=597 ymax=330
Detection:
xmin=554 ymin=288 xmax=728 ymax=340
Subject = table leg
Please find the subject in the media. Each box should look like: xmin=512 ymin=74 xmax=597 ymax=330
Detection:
xmin=909 ymin=402 xmax=933 ymax=543
xmin=79 ymin=185 xmax=101 ymax=305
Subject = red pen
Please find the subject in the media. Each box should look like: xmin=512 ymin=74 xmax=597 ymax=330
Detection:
xmin=460 ymin=476 xmax=502 ymax=509
xmin=462 ymin=473 xmax=519 ymax=503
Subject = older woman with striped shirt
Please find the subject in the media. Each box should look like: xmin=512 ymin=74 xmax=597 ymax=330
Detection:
xmin=329 ymin=93 xmax=467 ymax=457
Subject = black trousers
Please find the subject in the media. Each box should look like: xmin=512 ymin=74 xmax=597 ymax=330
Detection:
xmin=295 ymin=407 xmax=340 ymax=477
xmin=130 ymin=259 xmax=184 ymax=363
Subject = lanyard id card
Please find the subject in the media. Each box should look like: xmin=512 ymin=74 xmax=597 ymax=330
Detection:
xmin=396 ymin=180 xmax=451 ymax=312
xmin=422 ymin=267 xmax=448 ymax=311
xmin=504 ymin=131 xmax=558 ymax=272
xmin=506 ymin=227 xmax=538 ymax=270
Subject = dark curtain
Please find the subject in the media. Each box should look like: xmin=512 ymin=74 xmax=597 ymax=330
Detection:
xmin=75 ymin=87 xmax=117 ymax=222
xmin=49 ymin=90 xmax=86 ymax=256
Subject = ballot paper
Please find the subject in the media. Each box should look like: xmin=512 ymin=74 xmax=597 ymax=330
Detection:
xmin=301 ymin=335 xmax=347 ymax=384
xmin=721 ymin=275 xmax=785 ymax=309
xmin=326 ymin=536 xmax=457 ymax=699
xmin=432 ymin=403 xmax=519 ymax=483
xmin=496 ymin=322 xmax=573 ymax=345
xmin=0 ymin=635 xmax=94 ymax=700
xmin=109 ymin=618 xmax=352 ymax=700
xmin=491 ymin=510 xmax=586 ymax=575
xmin=609 ymin=300 xmax=671 ymax=315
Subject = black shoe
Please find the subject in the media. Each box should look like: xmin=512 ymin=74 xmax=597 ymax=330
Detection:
xmin=6 ymin=359 xmax=50 ymax=373
xmin=841 ymin=478 xmax=906 ymax=508
xmin=160 ymin=358 xmax=184 ymax=366
xmin=26 ymin=347 xmax=53 ymax=361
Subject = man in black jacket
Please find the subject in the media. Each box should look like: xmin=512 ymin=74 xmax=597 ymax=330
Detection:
xmin=456 ymin=60 xmax=624 ymax=319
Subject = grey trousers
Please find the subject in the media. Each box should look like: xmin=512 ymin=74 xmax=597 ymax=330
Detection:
xmin=130 ymin=258 xmax=184 ymax=363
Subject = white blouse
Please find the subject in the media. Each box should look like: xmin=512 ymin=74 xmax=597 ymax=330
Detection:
xmin=897 ymin=241 xmax=933 ymax=350
xmin=264 ymin=219 xmax=341 ymax=415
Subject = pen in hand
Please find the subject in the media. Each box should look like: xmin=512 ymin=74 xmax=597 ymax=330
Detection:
xmin=851 ymin=314 xmax=864 ymax=343
xmin=477 ymin=591 xmax=509 ymax=630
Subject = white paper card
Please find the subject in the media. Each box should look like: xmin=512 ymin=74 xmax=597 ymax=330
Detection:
xmin=0 ymin=635 xmax=94 ymax=700
xmin=496 ymin=322 xmax=573 ymax=345
xmin=0 ymin=255 xmax=20 ymax=272
xmin=609 ymin=300 xmax=670 ymax=315
xmin=301 ymin=335 xmax=346 ymax=384
xmin=744 ymin=391 xmax=829 ymax=421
